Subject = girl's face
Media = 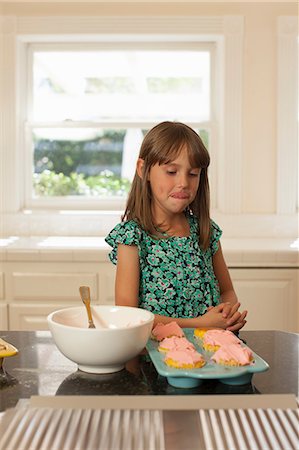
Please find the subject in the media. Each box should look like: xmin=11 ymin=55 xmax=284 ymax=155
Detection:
xmin=147 ymin=146 xmax=201 ymax=219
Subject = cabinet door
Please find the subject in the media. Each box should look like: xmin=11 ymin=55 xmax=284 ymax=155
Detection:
xmin=0 ymin=272 xmax=4 ymax=300
xmin=98 ymin=263 xmax=116 ymax=305
xmin=230 ymin=269 xmax=298 ymax=332
xmin=0 ymin=271 xmax=8 ymax=329
xmin=0 ymin=304 xmax=8 ymax=330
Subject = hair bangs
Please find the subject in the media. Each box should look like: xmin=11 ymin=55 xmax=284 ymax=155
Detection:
xmin=185 ymin=138 xmax=210 ymax=170
xmin=144 ymin=122 xmax=210 ymax=170
xmin=156 ymin=138 xmax=187 ymax=165
xmin=158 ymin=135 xmax=210 ymax=170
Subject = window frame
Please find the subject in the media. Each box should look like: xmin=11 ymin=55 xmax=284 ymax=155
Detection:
xmin=24 ymin=41 xmax=217 ymax=211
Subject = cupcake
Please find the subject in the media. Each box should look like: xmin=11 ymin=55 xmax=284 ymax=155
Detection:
xmin=164 ymin=349 xmax=205 ymax=369
xmin=201 ymin=329 xmax=242 ymax=352
xmin=151 ymin=321 xmax=184 ymax=341
xmin=211 ymin=344 xmax=254 ymax=366
xmin=158 ymin=336 xmax=195 ymax=353
xmin=194 ymin=328 xmax=210 ymax=340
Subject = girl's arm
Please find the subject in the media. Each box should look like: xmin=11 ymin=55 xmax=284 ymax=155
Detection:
xmin=212 ymin=241 xmax=238 ymax=306
xmin=212 ymin=241 xmax=247 ymax=330
xmin=151 ymin=304 xmax=237 ymax=329
xmin=115 ymin=244 xmax=140 ymax=307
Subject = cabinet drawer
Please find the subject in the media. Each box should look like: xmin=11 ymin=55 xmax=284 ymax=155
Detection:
xmin=9 ymin=303 xmax=77 ymax=331
xmin=11 ymin=273 xmax=98 ymax=301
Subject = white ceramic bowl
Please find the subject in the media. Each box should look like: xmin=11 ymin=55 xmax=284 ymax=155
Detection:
xmin=47 ymin=305 xmax=154 ymax=374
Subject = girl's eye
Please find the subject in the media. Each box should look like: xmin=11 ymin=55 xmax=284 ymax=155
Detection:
xmin=190 ymin=172 xmax=200 ymax=177
xmin=166 ymin=171 xmax=176 ymax=175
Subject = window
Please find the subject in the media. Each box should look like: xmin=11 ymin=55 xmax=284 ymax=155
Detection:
xmin=25 ymin=43 xmax=215 ymax=209
xmin=1 ymin=15 xmax=245 ymax=237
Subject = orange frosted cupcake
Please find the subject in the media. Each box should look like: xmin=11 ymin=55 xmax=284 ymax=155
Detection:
xmin=202 ymin=329 xmax=242 ymax=352
xmin=164 ymin=350 xmax=205 ymax=369
xmin=151 ymin=321 xmax=184 ymax=341
xmin=158 ymin=336 xmax=195 ymax=353
xmin=211 ymin=344 xmax=254 ymax=366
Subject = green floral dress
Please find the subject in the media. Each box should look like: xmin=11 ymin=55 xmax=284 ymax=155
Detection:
xmin=105 ymin=214 xmax=222 ymax=318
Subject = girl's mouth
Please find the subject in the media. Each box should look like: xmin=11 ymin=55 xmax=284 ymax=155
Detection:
xmin=170 ymin=192 xmax=189 ymax=200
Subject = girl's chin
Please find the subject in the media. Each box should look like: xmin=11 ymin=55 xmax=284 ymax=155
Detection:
xmin=168 ymin=205 xmax=189 ymax=214
xmin=153 ymin=200 xmax=189 ymax=215
xmin=169 ymin=200 xmax=190 ymax=210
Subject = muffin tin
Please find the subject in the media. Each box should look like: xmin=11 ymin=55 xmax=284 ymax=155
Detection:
xmin=146 ymin=328 xmax=269 ymax=388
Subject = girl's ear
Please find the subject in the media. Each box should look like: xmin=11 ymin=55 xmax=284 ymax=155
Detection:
xmin=136 ymin=158 xmax=145 ymax=179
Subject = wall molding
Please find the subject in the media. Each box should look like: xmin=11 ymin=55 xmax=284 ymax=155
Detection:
xmin=218 ymin=15 xmax=243 ymax=213
xmin=17 ymin=15 xmax=225 ymax=36
xmin=0 ymin=15 xmax=19 ymax=226
xmin=277 ymin=16 xmax=298 ymax=214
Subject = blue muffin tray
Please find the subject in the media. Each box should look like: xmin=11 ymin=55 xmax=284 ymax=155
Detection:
xmin=146 ymin=328 xmax=269 ymax=388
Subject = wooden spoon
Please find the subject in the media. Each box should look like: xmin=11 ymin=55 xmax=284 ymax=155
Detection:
xmin=79 ymin=286 xmax=96 ymax=329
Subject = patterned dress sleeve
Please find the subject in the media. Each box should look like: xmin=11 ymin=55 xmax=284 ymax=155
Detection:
xmin=105 ymin=221 xmax=141 ymax=265
xmin=210 ymin=220 xmax=222 ymax=255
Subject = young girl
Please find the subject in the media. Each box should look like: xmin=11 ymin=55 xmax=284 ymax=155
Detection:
xmin=105 ymin=121 xmax=247 ymax=332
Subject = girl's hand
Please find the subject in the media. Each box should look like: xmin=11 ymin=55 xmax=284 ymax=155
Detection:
xmin=220 ymin=301 xmax=248 ymax=331
xmin=221 ymin=301 xmax=240 ymax=319
xmin=205 ymin=303 xmax=247 ymax=331
xmin=226 ymin=309 xmax=247 ymax=332
xmin=199 ymin=304 xmax=233 ymax=329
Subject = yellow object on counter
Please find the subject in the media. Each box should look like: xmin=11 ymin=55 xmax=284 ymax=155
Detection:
xmin=0 ymin=337 xmax=18 ymax=358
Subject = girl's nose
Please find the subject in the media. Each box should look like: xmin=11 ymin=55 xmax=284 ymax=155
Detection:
xmin=177 ymin=172 xmax=189 ymax=187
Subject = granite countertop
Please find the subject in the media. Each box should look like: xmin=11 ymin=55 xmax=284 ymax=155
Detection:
xmin=0 ymin=236 xmax=298 ymax=266
xmin=0 ymin=330 xmax=298 ymax=412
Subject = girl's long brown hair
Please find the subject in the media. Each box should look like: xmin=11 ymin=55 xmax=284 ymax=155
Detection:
xmin=123 ymin=121 xmax=211 ymax=250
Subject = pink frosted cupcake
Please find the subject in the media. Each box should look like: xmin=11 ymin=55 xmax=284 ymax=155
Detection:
xmin=202 ymin=329 xmax=242 ymax=352
xmin=158 ymin=336 xmax=195 ymax=353
xmin=164 ymin=349 xmax=205 ymax=369
xmin=151 ymin=321 xmax=184 ymax=341
xmin=211 ymin=344 xmax=254 ymax=366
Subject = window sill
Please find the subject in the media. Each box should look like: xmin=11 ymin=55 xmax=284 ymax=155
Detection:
xmin=0 ymin=234 xmax=297 ymax=268
xmin=1 ymin=210 xmax=297 ymax=240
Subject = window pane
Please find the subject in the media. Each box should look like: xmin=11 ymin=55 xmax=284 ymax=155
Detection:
xmin=33 ymin=50 xmax=210 ymax=122
xmin=32 ymin=127 xmax=209 ymax=198
xmin=32 ymin=128 xmax=143 ymax=197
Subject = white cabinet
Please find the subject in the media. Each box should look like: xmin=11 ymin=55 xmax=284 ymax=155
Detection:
xmin=0 ymin=304 xmax=8 ymax=330
xmin=0 ymin=272 xmax=4 ymax=299
xmin=0 ymin=271 xmax=8 ymax=329
xmin=11 ymin=272 xmax=98 ymax=301
xmin=98 ymin=263 xmax=116 ymax=305
xmin=230 ymin=268 xmax=298 ymax=332
xmin=9 ymin=303 xmax=75 ymax=331
xmin=0 ymin=247 xmax=298 ymax=332
xmin=2 ymin=261 xmax=116 ymax=331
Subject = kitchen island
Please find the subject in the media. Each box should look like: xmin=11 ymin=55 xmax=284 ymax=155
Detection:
xmin=1 ymin=330 xmax=298 ymax=450
xmin=1 ymin=330 xmax=298 ymax=412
